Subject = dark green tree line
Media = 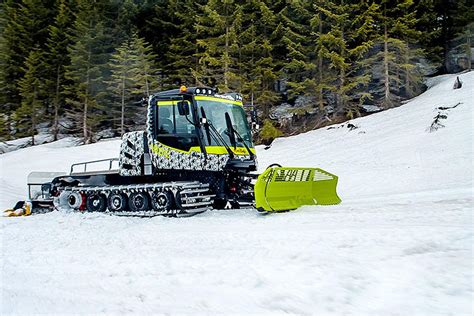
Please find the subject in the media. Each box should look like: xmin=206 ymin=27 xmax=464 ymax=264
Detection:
xmin=0 ymin=0 xmax=472 ymax=142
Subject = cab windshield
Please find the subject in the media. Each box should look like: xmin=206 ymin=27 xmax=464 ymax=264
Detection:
xmin=197 ymin=100 xmax=253 ymax=148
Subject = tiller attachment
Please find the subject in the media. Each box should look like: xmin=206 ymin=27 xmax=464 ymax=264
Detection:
xmin=254 ymin=166 xmax=341 ymax=212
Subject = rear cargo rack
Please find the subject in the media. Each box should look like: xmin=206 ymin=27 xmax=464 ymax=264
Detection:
xmin=70 ymin=158 xmax=119 ymax=175
xmin=27 ymin=171 xmax=67 ymax=201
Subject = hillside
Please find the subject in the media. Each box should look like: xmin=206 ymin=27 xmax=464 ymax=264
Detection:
xmin=1 ymin=73 xmax=472 ymax=314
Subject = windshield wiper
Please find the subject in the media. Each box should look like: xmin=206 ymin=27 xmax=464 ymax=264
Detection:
xmin=200 ymin=107 xmax=235 ymax=159
xmin=224 ymin=112 xmax=254 ymax=159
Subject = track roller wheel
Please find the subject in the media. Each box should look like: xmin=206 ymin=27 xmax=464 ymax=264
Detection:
xmin=107 ymin=192 xmax=128 ymax=212
xmin=66 ymin=192 xmax=84 ymax=210
xmin=150 ymin=190 xmax=173 ymax=212
xmin=86 ymin=193 xmax=107 ymax=212
xmin=128 ymin=192 xmax=150 ymax=212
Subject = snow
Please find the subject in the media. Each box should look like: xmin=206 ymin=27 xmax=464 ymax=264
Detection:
xmin=0 ymin=120 xmax=73 ymax=154
xmin=1 ymin=72 xmax=473 ymax=314
xmin=0 ymin=133 xmax=55 ymax=154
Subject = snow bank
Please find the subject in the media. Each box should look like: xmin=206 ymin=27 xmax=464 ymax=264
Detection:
xmin=1 ymin=72 xmax=472 ymax=314
xmin=0 ymin=133 xmax=56 ymax=154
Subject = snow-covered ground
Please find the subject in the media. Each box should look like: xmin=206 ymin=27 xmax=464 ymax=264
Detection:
xmin=1 ymin=72 xmax=473 ymax=314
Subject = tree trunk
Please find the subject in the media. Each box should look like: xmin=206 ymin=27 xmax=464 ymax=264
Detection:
xmin=83 ymin=94 xmax=88 ymax=143
xmin=262 ymin=100 xmax=270 ymax=119
xmin=466 ymin=27 xmax=472 ymax=71
xmin=194 ymin=46 xmax=199 ymax=85
xmin=84 ymin=50 xmax=91 ymax=143
xmin=32 ymin=87 xmax=37 ymax=146
xmin=318 ymin=14 xmax=324 ymax=111
xmin=121 ymin=76 xmax=125 ymax=136
xmin=404 ymin=47 xmax=412 ymax=98
xmin=396 ymin=61 xmax=401 ymax=98
xmin=339 ymin=10 xmax=346 ymax=111
xmin=383 ymin=21 xmax=391 ymax=107
xmin=53 ymin=64 xmax=60 ymax=141
xmin=224 ymin=25 xmax=229 ymax=89
xmin=144 ymin=71 xmax=149 ymax=97
xmin=84 ymin=75 xmax=89 ymax=143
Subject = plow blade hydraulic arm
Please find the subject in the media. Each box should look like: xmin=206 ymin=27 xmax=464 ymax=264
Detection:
xmin=254 ymin=166 xmax=341 ymax=212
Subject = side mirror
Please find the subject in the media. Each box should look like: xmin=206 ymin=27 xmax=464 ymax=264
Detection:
xmin=141 ymin=97 xmax=148 ymax=106
xmin=177 ymin=101 xmax=190 ymax=116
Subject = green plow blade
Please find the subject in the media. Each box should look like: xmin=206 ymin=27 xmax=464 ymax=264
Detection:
xmin=254 ymin=166 xmax=341 ymax=212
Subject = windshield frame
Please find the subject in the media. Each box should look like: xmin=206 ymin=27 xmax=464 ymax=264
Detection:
xmin=195 ymin=97 xmax=253 ymax=149
xmin=153 ymin=98 xmax=202 ymax=152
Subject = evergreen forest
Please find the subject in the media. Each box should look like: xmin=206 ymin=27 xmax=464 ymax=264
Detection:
xmin=0 ymin=0 xmax=472 ymax=144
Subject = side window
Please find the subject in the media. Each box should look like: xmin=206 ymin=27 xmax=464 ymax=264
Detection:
xmin=158 ymin=105 xmax=174 ymax=134
xmin=156 ymin=100 xmax=199 ymax=151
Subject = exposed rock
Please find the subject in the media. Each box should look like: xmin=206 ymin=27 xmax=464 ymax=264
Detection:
xmin=453 ymin=76 xmax=463 ymax=89
xmin=359 ymin=104 xmax=383 ymax=113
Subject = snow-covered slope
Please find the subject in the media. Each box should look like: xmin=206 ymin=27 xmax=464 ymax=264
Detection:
xmin=1 ymin=73 xmax=472 ymax=315
xmin=259 ymin=73 xmax=473 ymax=202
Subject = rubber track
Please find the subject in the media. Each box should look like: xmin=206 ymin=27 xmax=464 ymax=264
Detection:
xmin=56 ymin=181 xmax=214 ymax=217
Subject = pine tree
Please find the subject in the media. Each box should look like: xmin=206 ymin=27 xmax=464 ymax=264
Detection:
xmin=194 ymin=0 xmax=241 ymax=92
xmin=342 ymin=0 xmax=380 ymax=117
xmin=279 ymin=0 xmax=313 ymax=99
xmin=16 ymin=49 xmax=45 ymax=145
xmin=452 ymin=0 xmax=474 ymax=59
xmin=130 ymin=35 xmax=159 ymax=98
xmin=452 ymin=21 xmax=474 ymax=71
xmin=65 ymin=1 xmax=111 ymax=143
xmin=0 ymin=0 xmax=20 ymax=118
xmin=279 ymin=0 xmax=374 ymax=119
xmin=165 ymin=0 xmax=206 ymax=86
xmin=319 ymin=0 xmax=359 ymax=116
xmin=364 ymin=0 xmax=423 ymax=108
xmin=238 ymin=0 xmax=280 ymax=119
xmin=307 ymin=1 xmax=339 ymax=114
xmin=139 ymin=0 xmax=175 ymax=87
xmin=433 ymin=0 xmax=474 ymax=72
xmin=0 ymin=115 xmax=8 ymax=141
xmin=0 ymin=1 xmax=15 ymax=140
xmin=285 ymin=0 xmax=377 ymax=119
xmin=44 ymin=0 xmax=74 ymax=140
xmin=0 ymin=0 xmax=55 ymax=124
xmin=108 ymin=39 xmax=134 ymax=136
xmin=114 ymin=0 xmax=139 ymax=43
xmin=310 ymin=4 xmax=330 ymax=112
xmin=392 ymin=1 xmax=425 ymax=100
xmin=413 ymin=0 xmax=443 ymax=68
xmin=108 ymin=33 xmax=158 ymax=135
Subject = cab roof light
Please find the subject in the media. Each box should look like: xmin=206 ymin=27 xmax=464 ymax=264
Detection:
xmin=179 ymin=85 xmax=187 ymax=93
xmin=195 ymin=88 xmax=215 ymax=95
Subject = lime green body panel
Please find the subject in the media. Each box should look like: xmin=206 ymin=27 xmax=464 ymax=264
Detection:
xmin=254 ymin=167 xmax=341 ymax=212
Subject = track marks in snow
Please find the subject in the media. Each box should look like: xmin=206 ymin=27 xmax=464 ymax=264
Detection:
xmin=2 ymin=197 xmax=472 ymax=314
